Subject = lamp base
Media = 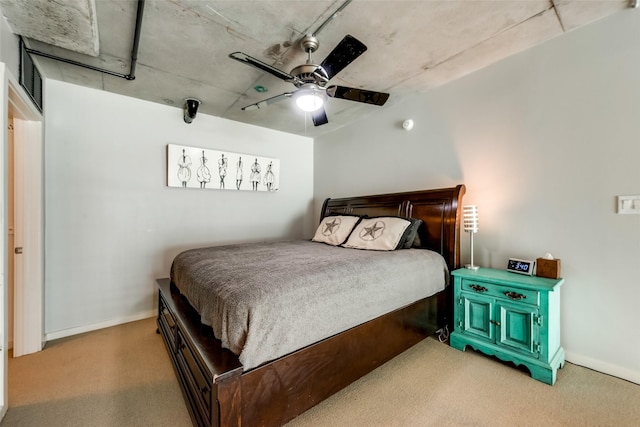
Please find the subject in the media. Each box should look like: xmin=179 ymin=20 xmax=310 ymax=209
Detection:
xmin=465 ymin=264 xmax=480 ymax=270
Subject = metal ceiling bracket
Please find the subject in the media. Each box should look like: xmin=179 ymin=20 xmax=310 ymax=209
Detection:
xmin=21 ymin=0 xmax=145 ymax=81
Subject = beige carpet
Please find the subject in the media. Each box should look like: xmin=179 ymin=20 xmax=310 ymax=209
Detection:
xmin=3 ymin=317 xmax=190 ymax=427
xmin=3 ymin=317 xmax=639 ymax=426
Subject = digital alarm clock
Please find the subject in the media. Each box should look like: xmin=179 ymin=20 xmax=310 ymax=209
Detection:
xmin=507 ymin=258 xmax=535 ymax=275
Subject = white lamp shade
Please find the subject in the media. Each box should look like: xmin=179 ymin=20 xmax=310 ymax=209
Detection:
xmin=463 ymin=205 xmax=479 ymax=233
xmin=295 ymin=90 xmax=325 ymax=112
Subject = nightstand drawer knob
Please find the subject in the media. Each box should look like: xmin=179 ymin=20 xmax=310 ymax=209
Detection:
xmin=470 ymin=284 xmax=488 ymax=293
xmin=504 ymin=291 xmax=526 ymax=300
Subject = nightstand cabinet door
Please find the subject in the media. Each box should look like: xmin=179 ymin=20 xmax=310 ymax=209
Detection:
xmin=496 ymin=300 xmax=539 ymax=357
xmin=450 ymin=268 xmax=565 ymax=385
xmin=460 ymin=293 xmax=494 ymax=341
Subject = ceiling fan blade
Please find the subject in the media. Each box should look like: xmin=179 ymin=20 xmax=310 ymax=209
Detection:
xmin=319 ymin=35 xmax=367 ymax=80
xmin=326 ymin=85 xmax=389 ymax=106
xmin=241 ymin=92 xmax=293 ymax=111
xmin=230 ymin=52 xmax=299 ymax=83
xmin=311 ymin=107 xmax=329 ymax=126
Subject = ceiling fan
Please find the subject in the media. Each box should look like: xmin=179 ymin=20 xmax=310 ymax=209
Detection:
xmin=229 ymin=34 xmax=389 ymax=126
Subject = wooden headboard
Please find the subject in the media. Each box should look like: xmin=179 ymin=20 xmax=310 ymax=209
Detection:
xmin=320 ymin=185 xmax=466 ymax=271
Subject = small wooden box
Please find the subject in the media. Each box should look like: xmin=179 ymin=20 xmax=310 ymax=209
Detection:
xmin=536 ymin=258 xmax=561 ymax=279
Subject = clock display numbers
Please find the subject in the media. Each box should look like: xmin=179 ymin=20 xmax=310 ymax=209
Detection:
xmin=507 ymin=258 xmax=535 ymax=275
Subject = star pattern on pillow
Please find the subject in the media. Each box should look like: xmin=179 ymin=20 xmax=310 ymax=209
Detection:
xmin=360 ymin=221 xmax=385 ymax=240
xmin=312 ymin=215 xmax=361 ymax=246
xmin=322 ymin=218 xmax=341 ymax=235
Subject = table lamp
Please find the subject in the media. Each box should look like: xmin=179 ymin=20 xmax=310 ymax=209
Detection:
xmin=463 ymin=205 xmax=479 ymax=270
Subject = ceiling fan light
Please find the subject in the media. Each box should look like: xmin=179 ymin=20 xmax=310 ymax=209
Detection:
xmin=295 ymin=92 xmax=325 ymax=112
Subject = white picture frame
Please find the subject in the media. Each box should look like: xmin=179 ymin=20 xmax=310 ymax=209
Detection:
xmin=167 ymin=144 xmax=280 ymax=192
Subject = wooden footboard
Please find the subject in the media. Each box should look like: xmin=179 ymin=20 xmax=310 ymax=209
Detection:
xmin=157 ymin=278 xmax=446 ymax=427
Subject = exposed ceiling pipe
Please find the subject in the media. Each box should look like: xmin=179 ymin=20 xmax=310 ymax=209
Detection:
xmin=22 ymin=0 xmax=145 ymax=81
xmin=127 ymin=0 xmax=146 ymax=79
xmin=312 ymin=0 xmax=353 ymax=37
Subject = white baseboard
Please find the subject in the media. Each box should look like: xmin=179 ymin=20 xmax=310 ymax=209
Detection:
xmin=565 ymin=350 xmax=640 ymax=385
xmin=44 ymin=310 xmax=156 ymax=342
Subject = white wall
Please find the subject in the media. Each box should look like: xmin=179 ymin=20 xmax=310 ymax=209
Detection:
xmin=315 ymin=10 xmax=640 ymax=383
xmin=0 ymin=15 xmax=19 ymax=80
xmin=44 ymin=80 xmax=314 ymax=336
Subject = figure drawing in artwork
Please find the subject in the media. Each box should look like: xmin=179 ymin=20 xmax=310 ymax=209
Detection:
xmin=177 ymin=148 xmax=192 ymax=188
xmin=236 ymin=156 xmax=243 ymax=190
xmin=250 ymin=158 xmax=261 ymax=191
xmin=196 ymin=150 xmax=211 ymax=188
xmin=218 ymin=154 xmax=228 ymax=189
xmin=263 ymin=161 xmax=275 ymax=191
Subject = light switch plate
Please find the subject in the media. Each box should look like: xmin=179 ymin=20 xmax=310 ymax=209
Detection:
xmin=617 ymin=195 xmax=640 ymax=214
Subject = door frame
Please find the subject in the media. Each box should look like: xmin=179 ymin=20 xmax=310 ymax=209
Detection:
xmin=7 ymin=75 xmax=44 ymax=358
xmin=0 ymin=65 xmax=44 ymax=419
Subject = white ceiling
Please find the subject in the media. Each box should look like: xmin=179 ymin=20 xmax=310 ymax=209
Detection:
xmin=0 ymin=0 xmax=632 ymax=137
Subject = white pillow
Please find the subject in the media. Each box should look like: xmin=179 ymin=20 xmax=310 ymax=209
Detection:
xmin=312 ymin=215 xmax=361 ymax=246
xmin=343 ymin=217 xmax=411 ymax=251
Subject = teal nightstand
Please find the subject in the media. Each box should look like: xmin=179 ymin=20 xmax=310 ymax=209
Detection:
xmin=450 ymin=268 xmax=565 ymax=385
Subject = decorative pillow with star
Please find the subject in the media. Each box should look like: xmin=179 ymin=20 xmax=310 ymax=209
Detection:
xmin=343 ymin=217 xmax=413 ymax=251
xmin=312 ymin=215 xmax=362 ymax=246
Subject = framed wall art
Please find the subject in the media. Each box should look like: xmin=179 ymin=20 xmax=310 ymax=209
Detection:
xmin=167 ymin=144 xmax=280 ymax=192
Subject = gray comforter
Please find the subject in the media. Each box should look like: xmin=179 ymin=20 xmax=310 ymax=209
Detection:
xmin=170 ymin=240 xmax=448 ymax=370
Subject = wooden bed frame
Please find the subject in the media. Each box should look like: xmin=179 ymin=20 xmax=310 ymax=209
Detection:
xmin=157 ymin=184 xmax=465 ymax=427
